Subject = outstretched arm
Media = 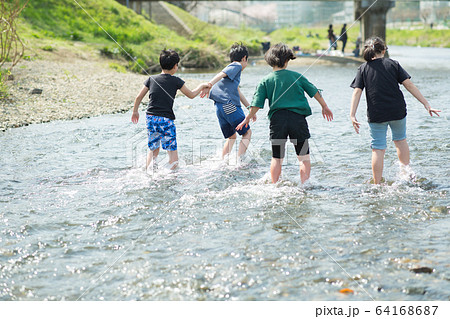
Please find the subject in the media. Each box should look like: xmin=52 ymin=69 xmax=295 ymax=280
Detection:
xmin=131 ymin=86 xmax=149 ymax=124
xmin=402 ymin=79 xmax=441 ymax=116
xmin=350 ymin=88 xmax=362 ymax=133
xmin=200 ymin=72 xmax=227 ymax=98
xmin=313 ymin=91 xmax=333 ymax=121
xmin=238 ymin=87 xmax=250 ymax=108
xmin=180 ymin=82 xmax=211 ymax=99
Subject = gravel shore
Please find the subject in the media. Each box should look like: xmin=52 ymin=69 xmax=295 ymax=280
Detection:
xmin=0 ymin=53 xmax=201 ymax=131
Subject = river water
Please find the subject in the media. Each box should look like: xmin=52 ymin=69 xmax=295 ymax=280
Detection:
xmin=0 ymin=46 xmax=448 ymax=301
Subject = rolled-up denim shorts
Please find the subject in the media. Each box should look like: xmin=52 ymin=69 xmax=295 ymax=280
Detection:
xmin=369 ymin=116 xmax=406 ymax=150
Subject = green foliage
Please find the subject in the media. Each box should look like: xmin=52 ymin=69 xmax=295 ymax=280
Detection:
xmin=109 ymin=62 xmax=126 ymax=73
xmin=100 ymin=46 xmax=119 ymax=58
xmin=0 ymin=69 xmax=11 ymax=99
xmin=129 ymin=58 xmax=148 ymax=74
xmin=41 ymin=45 xmax=54 ymax=52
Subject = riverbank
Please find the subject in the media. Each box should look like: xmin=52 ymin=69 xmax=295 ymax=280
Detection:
xmin=0 ymin=51 xmax=202 ymax=132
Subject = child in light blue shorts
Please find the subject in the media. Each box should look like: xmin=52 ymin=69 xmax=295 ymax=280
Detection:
xmin=350 ymin=37 xmax=440 ymax=183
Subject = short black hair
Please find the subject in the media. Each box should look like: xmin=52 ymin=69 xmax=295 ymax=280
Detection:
xmin=229 ymin=42 xmax=249 ymax=62
xmin=159 ymin=49 xmax=180 ymax=70
xmin=264 ymin=43 xmax=296 ymax=68
xmin=363 ymin=36 xmax=387 ymax=62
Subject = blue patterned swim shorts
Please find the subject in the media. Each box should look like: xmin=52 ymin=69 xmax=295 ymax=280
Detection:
xmin=146 ymin=115 xmax=177 ymax=151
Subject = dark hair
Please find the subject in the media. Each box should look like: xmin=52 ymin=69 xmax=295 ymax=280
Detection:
xmin=229 ymin=42 xmax=249 ymax=62
xmin=363 ymin=36 xmax=387 ymax=62
xmin=264 ymin=43 xmax=296 ymax=68
xmin=159 ymin=49 xmax=180 ymax=70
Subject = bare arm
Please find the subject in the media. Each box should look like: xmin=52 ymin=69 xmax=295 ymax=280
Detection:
xmin=208 ymin=71 xmax=227 ymax=86
xmin=402 ymin=79 xmax=440 ymax=116
xmin=313 ymin=91 xmax=333 ymax=121
xmin=179 ymin=82 xmax=210 ymax=99
xmin=199 ymin=71 xmax=227 ymax=98
xmin=238 ymin=87 xmax=250 ymax=108
xmin=350 ymin=88 xmax=362 ymax=133
xmin=131 ymin=86 xmax=149 ymax=124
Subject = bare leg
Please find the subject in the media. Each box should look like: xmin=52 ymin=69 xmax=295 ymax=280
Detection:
xmin=238 ymin=129 xmax=252 ymax=157
xmin=371 ymin=149 xmax=386 ymax=184
xmin=270 ymin=158 xmax=283 ymax=183
xmin=394 ymin=139 xmax=410 ymax=166
xmin=167 ymin=150 xmax=179 ymax=170
xmin=298 ymin=154 xmax=311 ymax=184
xmin=146 ymin=148 xmax=160 ymax=169
xmin=222 ymin=133 xmax=237 ymax=158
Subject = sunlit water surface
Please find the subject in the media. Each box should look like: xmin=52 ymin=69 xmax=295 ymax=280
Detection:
xmin=1 ymin=46 xmax=449 ymax=300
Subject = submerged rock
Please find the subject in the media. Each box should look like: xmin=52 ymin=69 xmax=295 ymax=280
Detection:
xmin=410 ymin=267 xmax=434 ymax=274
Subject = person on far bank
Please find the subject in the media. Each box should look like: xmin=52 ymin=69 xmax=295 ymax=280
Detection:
xmin=327 ymin=24 xmax=337 ymax=50
xmin=339 ymin=24 xmax=348 ymax=53
xmin=200 ymin=42 xmax=255 ymax=160
xmin=350 ymin=37 xmax=440 ymax=184
xmin=236 ymin=43 xmax=333 ymax=184
xmin=131 ymin=49 xmax=210 ymax=170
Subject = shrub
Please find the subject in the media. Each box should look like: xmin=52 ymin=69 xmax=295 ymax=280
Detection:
xmin=0 ymin=69 xmax=11 ymax=99
xmin=42 ymin=45 xmax=54 ymax=51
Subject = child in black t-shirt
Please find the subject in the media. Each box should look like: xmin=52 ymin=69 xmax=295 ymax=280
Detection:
xmin=350 ymin=37 xmax=440 ymax=184
xmin=131 ymin=50 xmax=210 ymax=170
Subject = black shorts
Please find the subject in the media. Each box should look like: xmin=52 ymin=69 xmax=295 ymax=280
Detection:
xmin=269 ymin=109 xmax=311 ymax=159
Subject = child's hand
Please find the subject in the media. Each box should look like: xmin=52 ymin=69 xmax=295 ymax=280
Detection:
xmin=200 ymin=87 xmax=210 ymax=98
xmin=350 ymin=116 xmax=360 ymax=134
xmin=200 ymin=82 xmax=212 ymax=98
xmin=236 ymin=118 xmax=250 ymax=131
xmin=426 ymin=106 xmax=441 ymax=117
xmin=131 ymin=111 xmax=139 ymax=124
xmin=322 ymin=106 xmax=333 ymax=121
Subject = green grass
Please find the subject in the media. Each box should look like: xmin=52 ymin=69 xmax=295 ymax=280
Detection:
xmin=387 ymin=29 xmax=450 ymax=48
xmin=18 ymin=0 xmax=267 ymax=70
xmin=269 ymin=25 xmax=358 ymax=53
xmin=19 ymin=0 xmax=236 ymax=70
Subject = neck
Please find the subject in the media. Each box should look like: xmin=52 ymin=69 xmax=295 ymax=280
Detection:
xmin=372 ymin=51 xmax=385 ymax=60
xmin=161 ymin=68 xmax=176 ymax=75
xmin=273 ymin=66 xmax=287 ymax=71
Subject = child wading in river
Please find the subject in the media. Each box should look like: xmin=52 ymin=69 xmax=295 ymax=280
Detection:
xmin=350 ymin=37 xmax=440 ymax=184
xmin=131 ymin=49 xmax=210 ymax=170
xmin=237 ymin=43 xmax=333 ymax=184
xmin=201 ymin=42 xmax=255 ymax=160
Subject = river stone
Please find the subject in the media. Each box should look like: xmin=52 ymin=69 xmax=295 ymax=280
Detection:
xmin=30 ymin=88 xmax=43 ymax=94
xmin=410 ymin=267 xmax=434 ymax=274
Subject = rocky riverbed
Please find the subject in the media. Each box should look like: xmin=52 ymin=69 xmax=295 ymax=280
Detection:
xmin=0 ymin=55 xmax=201 ymax=131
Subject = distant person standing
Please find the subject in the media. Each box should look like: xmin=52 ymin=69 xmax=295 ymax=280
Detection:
xmin=353 ymin=36 xmax=362 ymax=57
xmin=339 ymin=24 xmax=348 ymax=53
xmin=327 ymin=24 xmax=337 ymax=50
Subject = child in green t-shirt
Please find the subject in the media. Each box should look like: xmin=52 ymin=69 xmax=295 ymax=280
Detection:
xmin=236 ymin=43 xmax=333 ymax=184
